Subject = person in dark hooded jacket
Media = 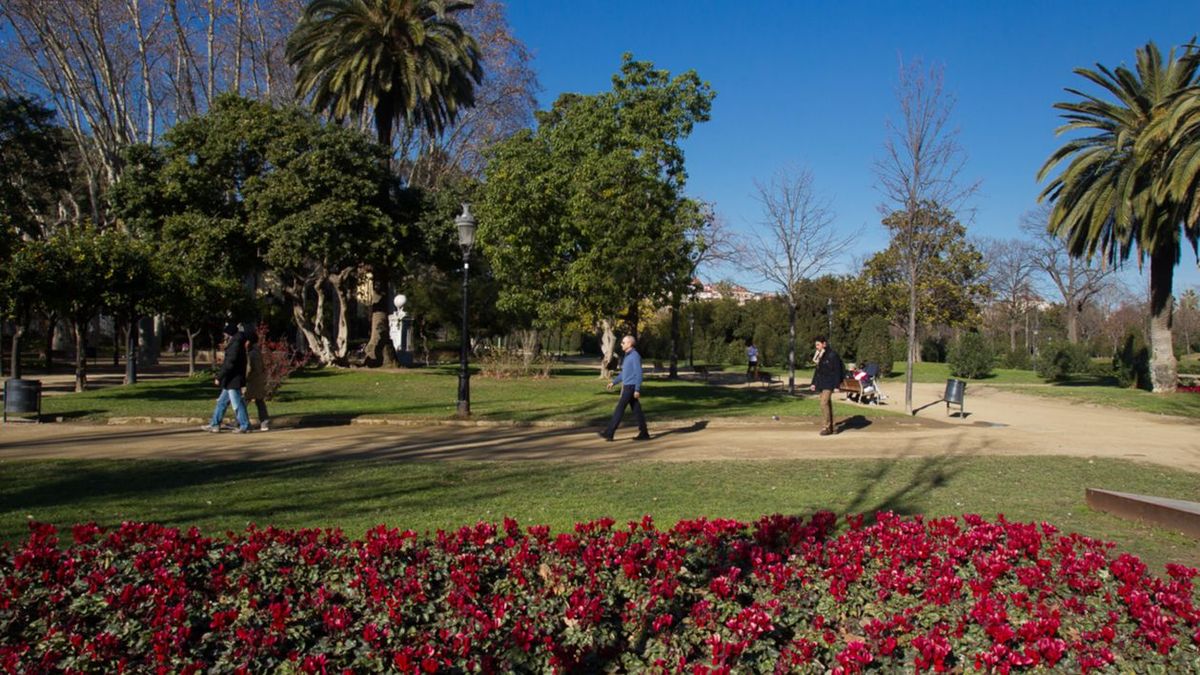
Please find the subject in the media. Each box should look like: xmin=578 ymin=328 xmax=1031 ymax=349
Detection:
xmin=809 ymin=335 xmax=844 ymax=436
xmin=201 ymin=323 xmax=251 ymax=433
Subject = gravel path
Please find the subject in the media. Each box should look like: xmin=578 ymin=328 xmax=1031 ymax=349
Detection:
xmin=2 ymin=378 xmax=1197 ymax=472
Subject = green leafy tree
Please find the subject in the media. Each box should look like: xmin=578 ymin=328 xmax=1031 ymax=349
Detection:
xmin=0 ymin=96 xmax=71 ymax=244
xmin=947 ymin=332 xmax=995 ymax=379
xmin=112 ymin=96 xmax=393 ymax=366
xmin=479 ymin=55 xmax=714 ymax=376
xmin=98 ymin=234 xmax=161 ymax=385
xmin=40 ymin=227 xmax=127 ymax=391
xmin=288 ymin=0 xmax=485 ymax=366
xmin=113 ymin=143 xmax=256 ymax=374
xmin=1038 ymin=41 xmax=1200 ymax=392
xmin=1178 ymin=288 xmax=1199 ymax=355
xmin=848 ymin=206 xmax=989 ymax=352
xmin=0 ymin=96 xmax=73 ymax=378
xmin=855 ymin=315 xmax=894 ymax=376
xmin=0 ymin=240 xmax=51 ymax=378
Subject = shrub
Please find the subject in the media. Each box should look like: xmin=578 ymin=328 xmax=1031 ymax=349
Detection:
xmin=1035 ymin=340 xmax=1092 ymax=381
xmin=1112 ymin=328 xmax=1152 ymax=390
xmin=947 ymin=332 xmax=994 ymax=379
xmin=2 ymin=514 xmax=1196 ymax=673
xmin=478 ymin=348 xmax=554 ymax=379
xmin=999 ymin=346 xmax=1032 ymax=370
xmin=920 ymin=335 xmax=947 ymax=362
xmin=254 ymin=324 xmax=306 ymax=400
xmin=855 ymin=316 xmax=894 ymax=376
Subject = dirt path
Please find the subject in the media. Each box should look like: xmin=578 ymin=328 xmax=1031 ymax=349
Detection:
xmin=2 ymin=378 xmax=1197 ymax=472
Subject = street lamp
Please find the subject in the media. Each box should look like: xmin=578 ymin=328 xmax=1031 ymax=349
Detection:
xmin=826 ymin=297 xmax=833 ymax=342
xmin=688 ymin=310 xmax=695 ymax=369
xmin=455 ymin=204 xmax=477 ymax=417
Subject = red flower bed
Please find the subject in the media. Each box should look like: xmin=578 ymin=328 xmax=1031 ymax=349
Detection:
xmin=1 ymin=513 xmax=1197 ymax=673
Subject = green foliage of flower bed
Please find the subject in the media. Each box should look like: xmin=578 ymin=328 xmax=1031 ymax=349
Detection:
xmin=2 ymin=513 xmax=1197 ymax=672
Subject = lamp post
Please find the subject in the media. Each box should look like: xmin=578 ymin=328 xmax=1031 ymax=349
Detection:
xmin=455 ymin=204 xmax=477 ymax=417
xmin=688 ymin=310 xmax=695 ymax=368
xmin=826 ymin=297 xmax=833 ymax=342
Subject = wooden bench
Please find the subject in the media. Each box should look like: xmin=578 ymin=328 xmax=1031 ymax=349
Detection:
xmin=840 ymin=377 xmax=863 ymax=398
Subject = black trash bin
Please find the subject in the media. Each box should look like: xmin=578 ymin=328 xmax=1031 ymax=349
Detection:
xmin=943 ymin=378 xmax=965 ymax=416
xmin=3 ymin=378 xmax=42 ymax=423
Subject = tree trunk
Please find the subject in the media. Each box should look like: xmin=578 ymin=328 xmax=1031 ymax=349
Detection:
xmin=327 ymin=271 xmax=351 ymax=364
xmin=73 ymin=320 xmax=87 ymax=392
xmin=1066 ymin=304 xmax=1080 ymax=344
xmin=187 ymin=328 xmax=199 ymax=376
xmin=45 ymin=314 xmax=56 ymax=372
xmin=599 ymin=319 xmax=616 ymax=380
xmin=905 ymin=263 xmax=917 ymax=414
xmin=1148 ymin=245 xmax=1177 ymax=393
xmin=9 ymin=324 xmax=25 ymax=379
xmin=124 ymin=315 xmax=139 ymax=385
xmin=787 ymin=302 xmax=796 ymax=395
xmin=139 ymin=315 xmax=160 ymax=365
xmin=363 ymin=266 xmax=398 ymax=368
xmin=668 ymin=298 xmax=680 ymax=379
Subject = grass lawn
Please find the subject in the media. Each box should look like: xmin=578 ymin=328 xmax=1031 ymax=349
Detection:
xmin=887 ymin=361 xmax=1200 ymax=419
xmin=39 ymin=366 xmax=906 ymax=424
xmin=1 ymin=456 xmax=1196 ymax=573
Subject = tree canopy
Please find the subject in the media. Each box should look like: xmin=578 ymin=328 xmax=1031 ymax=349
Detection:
xmin=479 ymin=55 xmax=715 ymax=357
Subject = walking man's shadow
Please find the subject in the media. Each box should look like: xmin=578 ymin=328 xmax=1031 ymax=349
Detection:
xmin=835 ymin=415 xmax=872 ymax=433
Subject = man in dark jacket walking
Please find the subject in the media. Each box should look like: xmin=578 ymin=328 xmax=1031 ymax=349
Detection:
xmin=809 ymin=335 xmax=844 ymax=436
xmin=598 ymin=335 xmax=650 ymax=441
xmin=201 ymin=323 xmax=251 ymax=433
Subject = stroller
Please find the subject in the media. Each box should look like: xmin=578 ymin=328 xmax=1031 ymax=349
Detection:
xmin=847 ymin=362 xmax=886 ymax=405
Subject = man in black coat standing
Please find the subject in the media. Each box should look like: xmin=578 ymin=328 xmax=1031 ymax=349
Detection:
xmin=201 ymin=323 xmax=251 ymax=433
xmin=809 ymin=335 xmax=844 ymax=436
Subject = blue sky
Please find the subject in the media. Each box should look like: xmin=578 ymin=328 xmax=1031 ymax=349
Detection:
xmin=505 ymin=1 xmax=1200 ymax=295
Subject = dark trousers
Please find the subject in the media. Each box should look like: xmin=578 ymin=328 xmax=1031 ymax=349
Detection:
xmin=250 ymin=398 xmax=269 ymax=423
xmin=604 ymin=385 xmax=647 ymax=437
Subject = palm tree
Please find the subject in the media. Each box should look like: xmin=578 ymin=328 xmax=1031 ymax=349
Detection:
xmin=286 ymin=0 xmax=483 ymax=151
xmin=287 ymin=0 xmax=483 ymax=367
xmin=1038 ymin=42 xmax=1200 ymax=392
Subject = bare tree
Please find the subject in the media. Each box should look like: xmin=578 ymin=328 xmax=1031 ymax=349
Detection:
xmin=397 ymin=0 xmax=537 ymax=187
xmin=1020 ymin=205 xmax=1114 ymax=344
xmin=741 ymin=166 xmax=852 ymax=394
xmin=978 ymin=236 xmax=1038 ymax=351
xmin=874 ymin=58 xmax=979 ymax=413
xmin=0 ymin=0 xmax=305 ymax=217
xmin=666 ymin=201 xmax=734 ymax=378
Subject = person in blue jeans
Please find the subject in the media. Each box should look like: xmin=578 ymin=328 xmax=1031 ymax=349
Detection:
xmin=201 ymin=323 xmax=251 ymax=433
xmin=598 ymin=334 xmax=650 ymax=441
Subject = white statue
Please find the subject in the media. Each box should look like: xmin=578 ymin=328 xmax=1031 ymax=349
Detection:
xmin=389 ymin=294 xmax=407 ymax=353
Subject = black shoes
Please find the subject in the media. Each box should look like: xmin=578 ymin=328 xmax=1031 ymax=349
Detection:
xmin=597 ymin=431 xmax=650 ymax=441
